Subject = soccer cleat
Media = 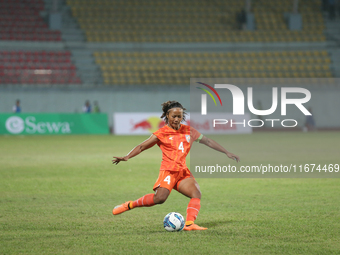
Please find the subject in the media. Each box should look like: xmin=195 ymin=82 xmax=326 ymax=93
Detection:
xmin=112 ymin=201 xmax=132 ymax=215
xmin=183 ymin=223 xmax=208 ymax=231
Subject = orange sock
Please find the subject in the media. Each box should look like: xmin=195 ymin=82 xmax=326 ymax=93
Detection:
xmin=131 ymin=194 xmax=155 ymax=208
xmin=185 ymin=198 xmax=201 ymax=225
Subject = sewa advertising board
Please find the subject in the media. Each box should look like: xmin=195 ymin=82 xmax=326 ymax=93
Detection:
xmin=0 ymin=113 xmax=109 ymax=135
xmin=113 ymin=113 xmax=251 ymax=135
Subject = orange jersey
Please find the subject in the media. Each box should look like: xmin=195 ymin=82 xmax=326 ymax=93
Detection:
xmin=153 ymin=124 xmax=201 ymax=171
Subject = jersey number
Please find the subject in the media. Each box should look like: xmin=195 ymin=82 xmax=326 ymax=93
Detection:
xmin=164 ymin=175 xmax=171 ymax=185
xmin=178 ymin=142 xmax=184 ymax=153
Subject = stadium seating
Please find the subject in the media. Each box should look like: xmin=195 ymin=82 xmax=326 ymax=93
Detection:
xmin=0 ymin=0 xmax=61 ymax=41
xmin=0 ymin=51 xmax=81 ymax=84
xmin=94 ymin=50 xmax=333 ymax=85
xmin=67 ymin=0 xmax=325 ymax=43
xmin=254 ymin=0 xmax=324 ymax=32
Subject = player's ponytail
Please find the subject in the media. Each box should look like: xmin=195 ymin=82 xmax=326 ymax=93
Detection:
xmin=161 ymin=101 xmax=187 ymax=123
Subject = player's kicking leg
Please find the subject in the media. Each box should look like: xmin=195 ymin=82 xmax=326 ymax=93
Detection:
xmin=112 ymin=187 xmax=170 ymax=215
xmin=112 ymin=201 xmax=133 ymax=215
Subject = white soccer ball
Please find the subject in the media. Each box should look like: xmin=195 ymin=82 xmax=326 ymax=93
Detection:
xmin=163 ymin=212 xmax=185 ymax=232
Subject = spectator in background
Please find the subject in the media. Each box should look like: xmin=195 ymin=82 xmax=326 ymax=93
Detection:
xmin=12 ymin=99 xmax=21 ymax=113
xmin=93 ymin=101 xmax=101 ymax=113
xmin=322 ymin=0 xmax=328 ymax=12
xmin=304 ymin=107 xmax=316 ymax=132
xmin=329 ymin=0 xmax=336 ymax=20
xmin=82 ymin=100 xmax=92 ymax=113
xmin=236 ymin=9 xmax=247 ymax=30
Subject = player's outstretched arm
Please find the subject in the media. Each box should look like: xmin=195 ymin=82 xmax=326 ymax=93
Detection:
xmin=112 ymin=134 xmax=159 ymax=165
xmin=199 ymin=136 xmax=240 ymax=162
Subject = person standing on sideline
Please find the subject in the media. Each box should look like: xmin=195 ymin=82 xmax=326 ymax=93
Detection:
xmin=12 ymin=99 xmax=21 ymax=113
xmin=304 ymin=107 xmax=316 ymax=131
xmin=93 ymin=101 xmax=101 ymax=113
xmin=82 ymin=100 xmax=92 ymax=113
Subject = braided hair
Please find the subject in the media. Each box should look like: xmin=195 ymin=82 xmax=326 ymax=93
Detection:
xmin=161 ymin=101 xmax=187 ymax=124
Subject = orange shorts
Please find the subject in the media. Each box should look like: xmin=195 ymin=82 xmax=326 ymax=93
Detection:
xmin=153 ymin=168 xmax=194 ymax=192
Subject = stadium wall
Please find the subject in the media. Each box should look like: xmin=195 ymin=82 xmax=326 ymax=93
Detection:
xmin=0 ymin=86 xmax=189 ymax=130
xmin=0 ymin=85 xmax=339 ymax=130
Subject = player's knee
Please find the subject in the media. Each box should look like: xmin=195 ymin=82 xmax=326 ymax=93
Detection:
xmin=192 ymin=182 xmax=202 ymax=199
xmin=192 ymin=190 xmax=201 ymax=199
xmin=153 ymin=189 xmax=169 ymax=204
xmin=154 ymin=194 xmax=167 ymax=204
xmin=155 ymin=198 xmax=167 ymax=204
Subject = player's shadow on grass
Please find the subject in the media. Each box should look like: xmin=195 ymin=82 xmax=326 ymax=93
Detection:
xmin=146 ymin=220 xmax=236 ymax=234
xmin=146 ymin=229 xmax=168 ymax=234
xmin=202 ymin=220 xmax=235 ymax=228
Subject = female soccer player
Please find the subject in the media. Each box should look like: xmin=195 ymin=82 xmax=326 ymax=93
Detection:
xmin=112 ymin=101 xmax=240 ymax=231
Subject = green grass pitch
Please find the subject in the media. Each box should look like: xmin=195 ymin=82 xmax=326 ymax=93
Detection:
xmin=0 ymin=132 xmax=339 ymax=254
